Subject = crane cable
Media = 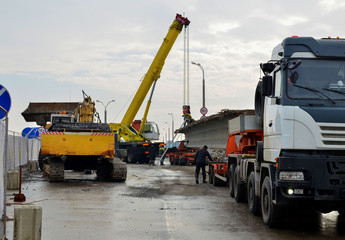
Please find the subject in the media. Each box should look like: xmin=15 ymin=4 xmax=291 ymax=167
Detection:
xmin=111 ymin=75 xmax=146 ymax=122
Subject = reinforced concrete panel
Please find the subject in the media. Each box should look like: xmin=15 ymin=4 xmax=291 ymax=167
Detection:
xmin=183 ymin=118 xmax=229 ymax=149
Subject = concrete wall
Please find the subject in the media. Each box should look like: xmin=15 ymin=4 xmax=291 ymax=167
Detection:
xmin=183 ymin=118 xmax=229 ymax=149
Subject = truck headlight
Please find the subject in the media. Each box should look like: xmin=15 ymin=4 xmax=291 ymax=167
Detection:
xmin=279 ymin=171 xmax=304 ymax=181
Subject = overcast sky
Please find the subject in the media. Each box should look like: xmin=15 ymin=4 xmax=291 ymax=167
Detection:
xmin=1 ymin=0 xmax=345 ymax=140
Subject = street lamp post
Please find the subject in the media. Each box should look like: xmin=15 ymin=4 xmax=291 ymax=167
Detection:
xmin=191 ymin=61 xmax=205 ymax=108
xmin=168 ymin=113 xmax=174 ymax=142
xmin=96 ymin=100 xmax=115 ymax=123
xmin=164 ymin=122 xmax=170 ymax=144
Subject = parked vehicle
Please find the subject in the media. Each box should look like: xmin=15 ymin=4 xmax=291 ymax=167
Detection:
xmin=228 ymin=37 xmax=345 ymax=227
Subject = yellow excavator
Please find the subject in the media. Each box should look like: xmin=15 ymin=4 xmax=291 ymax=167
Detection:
xmin=22 ymin=90 xmax=127 ymax=182
xmin=109 ymin=13 xmax=190 ymax=163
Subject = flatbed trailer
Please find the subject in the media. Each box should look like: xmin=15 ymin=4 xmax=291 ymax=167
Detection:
xmin=166 ymin=140 xmax=198 ymax=165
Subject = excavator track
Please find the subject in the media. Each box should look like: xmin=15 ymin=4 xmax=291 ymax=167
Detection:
xmin=97 ymin=157 xmax=127 ymax=182
xmin=43 ymin=157 xmax=64 ymax=182
xmin=112 ymin=159 xmax=127 ymax=181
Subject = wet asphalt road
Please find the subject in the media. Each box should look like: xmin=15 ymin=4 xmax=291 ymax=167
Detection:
xmin=5 ymin=160 xmax=345 ymax=240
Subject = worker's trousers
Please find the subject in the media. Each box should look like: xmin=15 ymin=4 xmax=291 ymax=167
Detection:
xmin=195 ymin=162 xmax=206 ymax=181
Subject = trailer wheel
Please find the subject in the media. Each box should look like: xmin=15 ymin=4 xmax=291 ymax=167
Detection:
xmin=261 ymin=176 xmax=285 ymax=227
xmin=180 ymin=157 xmax=187 ymax=166
xmin=213 ymin=172 xmax=222 ymax=186
xmin=209 ymin=166 xmax=214 ymax=184
xmin=234 ymin=166 xmax=246 ymax=202
xmin=229 ymin=164 xmax=235 ymax=198
xmin=247 ymin=172 xmax=260 ymax=215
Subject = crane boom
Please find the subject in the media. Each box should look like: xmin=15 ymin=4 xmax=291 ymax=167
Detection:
xmin=120 ymin=14 xmax=190 ymax=127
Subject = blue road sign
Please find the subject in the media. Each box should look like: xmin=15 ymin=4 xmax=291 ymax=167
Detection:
xmin=0 ymin=84 xmax=11 ymax=119
xmin=22 ymin=127 xmax=40 ymax=139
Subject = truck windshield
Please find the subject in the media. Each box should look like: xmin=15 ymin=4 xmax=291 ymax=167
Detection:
xmin=286 ymin=59 xmax=345 ymax=101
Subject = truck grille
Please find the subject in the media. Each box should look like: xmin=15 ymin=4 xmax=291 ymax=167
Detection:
xmin=327 ymin=160 xmax=345 ymax=175
xmin=319 ymin=125 xmax=345 ymax=146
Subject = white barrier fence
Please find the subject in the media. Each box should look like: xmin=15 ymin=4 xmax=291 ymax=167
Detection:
xmin=6 ymin=131 xmax=41 ymax=170
xmin=1 ymin=121 xmax=41 ymax=226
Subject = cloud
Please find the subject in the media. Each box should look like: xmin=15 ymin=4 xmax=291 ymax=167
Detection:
xmin=208 ymin=22 xmax=241 ymax=35
xmin=278 ymin=16 xmax=309 ymax=27
xmin=319 ymin=0 xmax=345 ymax=13
xmin=2 ymin=0 xmax=345 ymax=135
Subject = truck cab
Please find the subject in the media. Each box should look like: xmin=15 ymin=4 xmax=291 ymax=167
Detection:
xmin=257 ymin=37 xmax=345 ymax=223
xmin=261 ymin=37 xmax=345 ymax=163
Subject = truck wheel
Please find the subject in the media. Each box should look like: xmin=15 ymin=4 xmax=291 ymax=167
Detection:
xmin=234 ymin=166 xmax=246 ymax=202
xmin=247 ymin=172 xmax=260 ymax=215
xmin=127 ymin=153 xmax=135 ymax=164
xmin=338 ymin=207 xmax=345 ymax=217
xmin=209 ymin=166 xmax=214 ymax=184
xmin=229 ymin=164 xmax=235 ymax=198
xmin=261 ymin=176 xmax=285 ymax=227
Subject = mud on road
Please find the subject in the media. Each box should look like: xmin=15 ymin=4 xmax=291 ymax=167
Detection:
xmin=5 ymin=160 xmax=345 ymax=240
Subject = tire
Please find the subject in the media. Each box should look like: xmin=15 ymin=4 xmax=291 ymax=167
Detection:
xmin=229 ymin=164 xmax=235 ymax=198
xmin=255 ymin=81 xmax=264 ymax=126
xmin=174 ymin=157 xmax=179 ymax=165
xmin=247 ymin=172 xmax=260 ymax=215
xmin=127 ymin=153 xmax=135 ymax=164
xmin=209 ymin=166 xmax=214 ymax=184
xmin=261 ymin=176 xmax=285 ymax=227
xmin=255 ymin=141 xmax=263 ymax=163
xmin=234 ymin=166 xmax=246 ymax=202
xmin=213 ymin=173 xmax=222 ymax=186
xmin=338 ymin=207 xmax=345 ymax=217
xmin=180 ymin=157 xmax=187 ymax=166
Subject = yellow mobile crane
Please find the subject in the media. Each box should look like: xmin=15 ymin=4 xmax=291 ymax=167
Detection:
xmin=109 ymin=14 xmax=190 ymax=163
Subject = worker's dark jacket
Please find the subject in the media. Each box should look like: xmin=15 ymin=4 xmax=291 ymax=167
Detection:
xmin=149 ymin=146 xmax=156 ymax=160
xmin=194 ymin=148 xmax=212 ymax=165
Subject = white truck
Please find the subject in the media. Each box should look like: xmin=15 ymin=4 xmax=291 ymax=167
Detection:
xmin=228 ymin=37 xmax=345 ymax=227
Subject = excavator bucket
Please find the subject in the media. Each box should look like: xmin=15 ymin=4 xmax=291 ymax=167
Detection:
xmin=21 ymin=102 xmax=80 ymax=126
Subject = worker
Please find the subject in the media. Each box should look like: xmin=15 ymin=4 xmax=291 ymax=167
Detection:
xmin=194 ymin=145 xmax=212 ymax=184
xmin=159 ymin=145 xmax=165 ymax=157
xmin=183 ymin=110 xmax=194 ymax=126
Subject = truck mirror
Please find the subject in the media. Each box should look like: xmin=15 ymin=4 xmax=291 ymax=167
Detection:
xmin=262 ymin=76 xmax=273 ymax=96
xmin=260 ymin=63 xmax=275 ymax=75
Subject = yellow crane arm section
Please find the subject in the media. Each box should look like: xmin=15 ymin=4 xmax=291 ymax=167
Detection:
xmin=120 ymin=14 xmax=190 ymax=127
